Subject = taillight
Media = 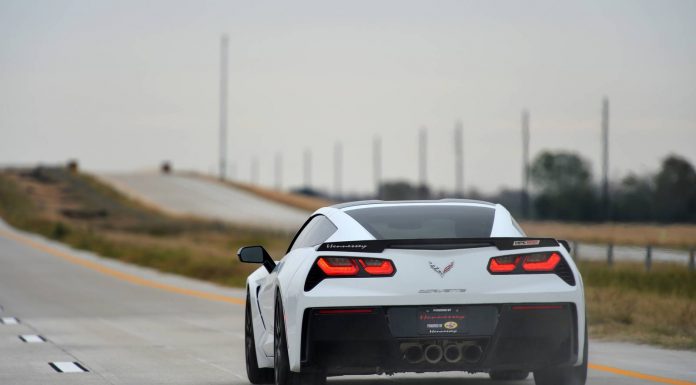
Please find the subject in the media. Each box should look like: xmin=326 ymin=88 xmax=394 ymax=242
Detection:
xmin=317 ymin=257 xmax=359 ymax=276
xmin=488 ymin=255 xmax=521 ymax=273
xmin=522 ymin=252 xmax=561 ymax=272
xmin=487 ymin=252 xmax=566 ymax=275
xmin=313 ymin=257 xmax=395 ymax=279
xmin=359 ymin=258 xmax=395 ymax=275
xmin=306 ymin=257 xmax=396 ymax=290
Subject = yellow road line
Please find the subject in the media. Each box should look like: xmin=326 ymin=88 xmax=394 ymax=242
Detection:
xmin=0 ymin=229 xmax=244 ymax=306
xmin=2 ymin=228 xmax=695 ymax=385
xmin=589 ymin=363 xmax=696 ymax=385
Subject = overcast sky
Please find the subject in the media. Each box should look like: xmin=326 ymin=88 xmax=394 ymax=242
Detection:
xmin=1 ymin=0 xmax=695 ymax=195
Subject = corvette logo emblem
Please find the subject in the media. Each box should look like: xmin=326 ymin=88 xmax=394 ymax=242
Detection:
xmin=429 ymin=261 xmax=454 ymax=278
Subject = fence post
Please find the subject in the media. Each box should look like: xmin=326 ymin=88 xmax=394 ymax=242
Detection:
xmin=607 ymin=244 xmax=613 ymax=266
xmin=689 ymin=249 xmax=695 ymax=272
xmin=645 ymin=245 xmax=652 ymax=272
xmin=573 ymin=241 xmax=579 ymax=261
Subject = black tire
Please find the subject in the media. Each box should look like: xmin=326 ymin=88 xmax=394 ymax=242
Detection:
xmin=274 ymin=295 xmax=326 ymax=385
xmin=489 ymin=370 xmax=530 ymax=381
xmin=533 ymin=325 xmax=588 ymax=385
xmin=245 ymin=291 xmax=274 ymax=384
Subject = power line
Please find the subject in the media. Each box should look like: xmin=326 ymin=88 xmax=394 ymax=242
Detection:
xmin=303 ymin=149 xmax=312 ymax=188
xmin=454 ymin=120 xmax=464 ymax=197
xmin=373 ymin=136 xmax=382 ymax=198
xmin=218 ymin=34 xmax=228 ymax=181
xmin=419 ymin=127 xmax=427 ymax=187
xmin=251 ymin=157 xmax=259 ymax=185
xmin=522 ymin=109 xmax=530 ymax=219
xmin=602 ymin=97 xmax=610 ymax=220
xmin=274 ymin=152 xmax=282 ymax=190
xmin=334 ymin=142 xmax=342 ymax=197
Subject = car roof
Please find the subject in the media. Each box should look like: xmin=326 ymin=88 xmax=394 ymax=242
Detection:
xmin=331 ymin=199 xmax=496 ymax=210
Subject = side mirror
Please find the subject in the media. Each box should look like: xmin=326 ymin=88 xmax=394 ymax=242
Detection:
xmin=238 ymin=246 xmax=276 ymax=273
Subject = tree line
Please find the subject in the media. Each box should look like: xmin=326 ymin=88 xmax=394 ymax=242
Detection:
xmin=526 ymin=152 xmax=696 ymax=222
xmin=372 ymin=152 xmax=696 ymax=223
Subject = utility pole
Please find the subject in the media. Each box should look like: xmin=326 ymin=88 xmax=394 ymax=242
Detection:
xmin=334 ymin=142 xmax=342 ymax=198
xmin=218 ymin=34 xmax=228 ymax=181
xmin=602 ymin=97 xmax=610 ymax=221
xmin=274 ymin=152 xmax=282 ymax=190
xmin=419 ymin=127 xmax=427 ymax=188
xmin=454 ymin=120 xmax=464 ymax=197
xmin=522 ymin=109 xmax=530 ymax=219
xmin=373 ymin=136 xmax=382 ymax=199
xmin=303 ymin=149 xmax=312 ymax=188
xmin=251 ymin=157 xmax=258 ymax=185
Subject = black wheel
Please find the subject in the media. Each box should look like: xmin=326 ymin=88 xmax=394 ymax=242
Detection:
xmin=533 ymin=324 xmax=588 ymax=385
xmin=245 ymin=291 xmax=274 ymax=384
xmin=274 ymin=295 xmax=296 ymax=385
xmin=489 ymin=370 xmax=530 ymax=381
xmin=274 ymin=295 xmax=326 ymax=385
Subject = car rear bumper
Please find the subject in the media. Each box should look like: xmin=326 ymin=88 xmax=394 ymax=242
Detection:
xmin=300 ymin=303 xmax=578 ymax=376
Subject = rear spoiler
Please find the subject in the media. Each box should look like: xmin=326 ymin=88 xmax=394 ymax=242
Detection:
xmin=317 ymin=237 xmax=569 ymax=253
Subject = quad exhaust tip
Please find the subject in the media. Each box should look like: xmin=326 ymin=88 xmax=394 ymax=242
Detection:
xmin=424 ymin=344 xmax=444 ymax=364
xmin=403 ymin=345 xmax=424 ymax=364
xmin=444 ymin=344 xmax=463 ymax=363
xmin=463 ymin=344 xmax=483 ymax=363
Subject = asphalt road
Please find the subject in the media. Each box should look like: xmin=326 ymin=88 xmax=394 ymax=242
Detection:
xmin=1 ymin=220 xmax=695 ymax=385
xmin=98 ymin=173 xmax=310 ymax=230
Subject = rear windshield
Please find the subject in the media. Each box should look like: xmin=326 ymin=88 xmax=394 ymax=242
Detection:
xmin=345 ymin=205 xmax=495 ymax=239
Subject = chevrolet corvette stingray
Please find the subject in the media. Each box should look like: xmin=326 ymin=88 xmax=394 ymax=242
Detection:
xmin=239 ymin=200 xmax=586 ymax=385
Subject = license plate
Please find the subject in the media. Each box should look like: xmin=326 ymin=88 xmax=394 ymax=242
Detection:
xmin=417 ymin=306 xmax=467 ymax=335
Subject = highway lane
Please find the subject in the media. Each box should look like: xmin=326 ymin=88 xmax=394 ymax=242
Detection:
xmin=1 ymin=220 xmax=695 ymax=385
xmin=98 ymin=172 xmax=310 ymax=230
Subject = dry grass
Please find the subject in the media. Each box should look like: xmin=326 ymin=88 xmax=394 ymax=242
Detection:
xmin=586 ymin=287 xmax=696 ymax=349
xmin=579 ymin=260 xmax=696 ymax=350
xmin=0 ymin=167 xmax=292 ymax=287
xmin=189 ymin=172 xmax=333 ymax=212
xmin=521 ymin=221 xmax=696 ymax=249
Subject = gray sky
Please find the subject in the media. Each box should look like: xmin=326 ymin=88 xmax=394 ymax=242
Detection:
xmin=1 ymin=0 xmax=695 ymax=195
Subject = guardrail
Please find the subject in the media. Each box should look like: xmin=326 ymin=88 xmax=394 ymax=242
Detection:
xmin=569 ymin=241 xmax=695 ymax=271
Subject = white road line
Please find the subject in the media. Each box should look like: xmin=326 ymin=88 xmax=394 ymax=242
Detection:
xmin=49 ymin=362 xmax=89 ymax=373
xmin=19 ymin=334 xmax=46 ymax=343
xmin=1 ymin=317 xmax=19 ymax=324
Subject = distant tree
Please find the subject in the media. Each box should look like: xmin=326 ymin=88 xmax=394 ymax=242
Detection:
xmin=530 ymin=151 xmax=598 ymax=221
xmin=611 ymin=174 xmax=654 ymax=222
xmin=378 ymin=181 xmax=430 ymax=200
xmin=291 ymin=187 xmax=328 ymax=199
xmin=653 ymin=155 xmax=696 ymax=222
xmin=492 ymin=189 xmax=524 ymax=218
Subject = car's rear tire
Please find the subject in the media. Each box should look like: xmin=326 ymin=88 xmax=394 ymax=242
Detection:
xmin=274 ymin=295 xmax=326 ymax=385
xmin=245 ymin=291 xmax=274 ymax=384
xmin=489 ymin=370 xmax=530 ymax=381
xmin=533 ymin=324 xmax=588 ymax=385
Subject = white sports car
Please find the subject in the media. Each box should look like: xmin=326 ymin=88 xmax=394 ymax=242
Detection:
xmin=239 ymin=200 xmax=587 ymax=385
